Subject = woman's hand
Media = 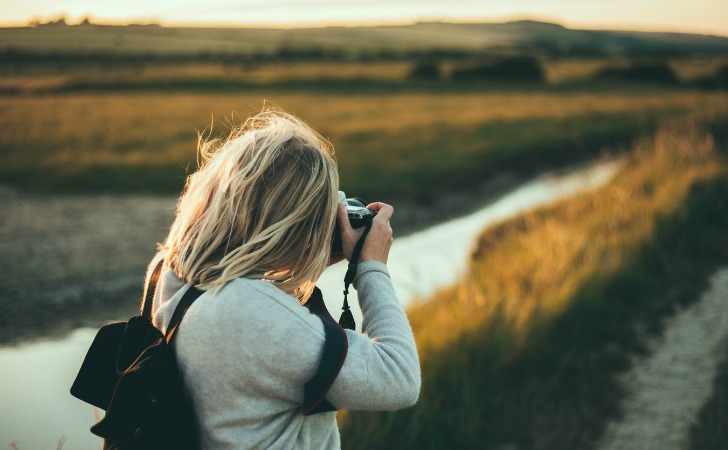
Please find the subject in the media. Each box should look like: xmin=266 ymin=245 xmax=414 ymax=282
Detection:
xmin=335 ymin=201 xmax=394 ymax=265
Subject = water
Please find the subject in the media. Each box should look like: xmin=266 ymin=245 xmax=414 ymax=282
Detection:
xmin=0 ymin=328 xmax=104 ymax=449
xmin=319 ymin=161 xmax=617 ymax=323
xmin=0 ymin=162 xmax=616 ymax=450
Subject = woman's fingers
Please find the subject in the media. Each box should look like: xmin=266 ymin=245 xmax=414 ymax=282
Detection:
xmin=335 ymin=201 xmax=394 ymax=264
xmin=361 ymin=202 xmax=394 ymax=264
xmin=366 ymin=202 xmax=394 ymax=221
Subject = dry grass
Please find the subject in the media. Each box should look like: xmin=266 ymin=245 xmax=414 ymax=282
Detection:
xmin=339 ymin=110 xmax=728 ymax=449
xmin=414 ymin=119 xmax=722 ymax=352
xmin=1 ymin=89 xmax=724 ymax=195
xmin=0 ymin=62 xmax=413 ymax=91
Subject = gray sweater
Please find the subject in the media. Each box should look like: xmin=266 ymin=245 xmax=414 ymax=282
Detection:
xmin=147 ymin=255 xmax=421 ymax=449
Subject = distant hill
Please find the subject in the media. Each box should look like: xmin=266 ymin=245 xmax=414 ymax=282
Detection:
xmin=1 ymin=20 xmax=727 ymax=60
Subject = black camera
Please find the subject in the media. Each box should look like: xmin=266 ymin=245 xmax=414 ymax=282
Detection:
xmin=332 ymin=191 xmax=375 ymax=252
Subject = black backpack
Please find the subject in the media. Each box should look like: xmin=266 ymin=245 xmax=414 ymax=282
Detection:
xmin=70 ymin=260 xmax=348 ymax=449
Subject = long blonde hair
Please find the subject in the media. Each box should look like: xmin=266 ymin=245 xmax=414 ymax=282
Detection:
xmin=160 ymin=108 xmax=339 ymax=302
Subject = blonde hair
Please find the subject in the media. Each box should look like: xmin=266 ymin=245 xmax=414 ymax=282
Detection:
xmin=160 ymin=108 xmax=339 ymax=302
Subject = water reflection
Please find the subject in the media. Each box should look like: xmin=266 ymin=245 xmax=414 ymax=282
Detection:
xmin=0 ymin=161 xmax=616 ymax=449
xmin=0 ymin=327 xmax=103 ymax=450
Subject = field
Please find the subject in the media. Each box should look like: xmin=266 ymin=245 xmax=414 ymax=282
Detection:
xmin=3 ymin=21 xmax=728 ymax=449
xmin=3 ymin=21 xmax=728 ymax=58
xmin=338 ymin=110 xmax=728 ymax=449
xmin=2 ymin=86 xmax=726 ymax=200
xmin=3 ymin=23 xmax=728 ymax=201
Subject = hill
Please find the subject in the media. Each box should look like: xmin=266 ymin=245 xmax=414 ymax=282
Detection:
xmin=1 ymin=20 xmax=728 ymax=60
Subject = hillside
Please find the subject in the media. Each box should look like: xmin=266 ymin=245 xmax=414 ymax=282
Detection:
xmin=1 ymin=20 xmax=728 ymax=59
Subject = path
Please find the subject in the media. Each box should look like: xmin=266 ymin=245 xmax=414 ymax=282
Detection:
xmin=596 ymin=267 xmax=728 ymax=450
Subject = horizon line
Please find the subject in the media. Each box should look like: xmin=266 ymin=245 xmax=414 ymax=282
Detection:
xmin=1 ymin=15 xmax=727 ymax=39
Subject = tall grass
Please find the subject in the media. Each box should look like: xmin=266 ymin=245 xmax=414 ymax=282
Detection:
xmin=339 ymin=112 xmax=728 ymax=449
xmin=1 ymin=90 xmax=724 ymax=197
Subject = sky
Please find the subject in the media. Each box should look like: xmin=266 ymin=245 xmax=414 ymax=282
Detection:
xmin=2 ymin=0 xmax=728 ymax=37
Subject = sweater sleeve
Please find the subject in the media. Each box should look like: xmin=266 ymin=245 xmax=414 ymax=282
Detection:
xmin=325 ymin=260 xmax=421 ymax=410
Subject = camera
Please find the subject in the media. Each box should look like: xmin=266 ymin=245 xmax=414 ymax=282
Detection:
xmin=332 ymin=191 xmax=374 ymax=252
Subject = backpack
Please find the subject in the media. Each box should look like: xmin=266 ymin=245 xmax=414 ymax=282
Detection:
xmin=70 ymin=260 xmax=202 ymax=449
xmin=70 ymin=260 xmax=348 ymax=449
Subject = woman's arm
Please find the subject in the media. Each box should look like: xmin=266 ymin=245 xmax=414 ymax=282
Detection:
xmin=326 ymin=261 xmax=420 ymax=410
xmin=325 ymin=202 xmax=420 ymax=410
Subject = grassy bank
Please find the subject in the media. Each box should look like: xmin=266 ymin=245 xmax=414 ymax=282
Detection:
xmin=1 ymin=89 xmax=724 ymax=199
xmin=339 ymin=112 xmax=728 ymax=449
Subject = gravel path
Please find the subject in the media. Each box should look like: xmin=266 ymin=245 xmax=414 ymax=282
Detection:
xmin=596 ymin=267 xmax=728 ymax=450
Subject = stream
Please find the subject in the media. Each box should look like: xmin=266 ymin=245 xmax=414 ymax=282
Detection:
xmin=0 ymin=161 xmax=617 ymax=450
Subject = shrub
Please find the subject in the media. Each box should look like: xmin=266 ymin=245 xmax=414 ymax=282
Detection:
xmin=693 ymin=64 xmax=728 ymax=90
xmin=450 ymin=56 xmax=545 ymax=82
xmin=407 ymin=61 xmax=441 ymax=81
xmin=595 ymin=61 xmax=679 ymax=85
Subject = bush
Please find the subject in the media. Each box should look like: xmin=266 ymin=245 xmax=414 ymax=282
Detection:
xmin=407 ymin=61 xmax=441 ymax=81
xmin=693 ymin=64 xmax=728 ymax=90
xmin=595 ymin=61 xmax=679 ymax=85
xmin=450 ymin=56 xmax=545 ymax=82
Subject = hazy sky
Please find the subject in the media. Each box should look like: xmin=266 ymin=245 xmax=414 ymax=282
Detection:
xmin=3 ymin=0 xmax=728 ymax=36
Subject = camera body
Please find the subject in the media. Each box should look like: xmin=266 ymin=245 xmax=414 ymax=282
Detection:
xmin=332 ymin=191 xmax=374 ymax=252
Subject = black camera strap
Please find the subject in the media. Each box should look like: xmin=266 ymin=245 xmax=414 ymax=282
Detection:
xmin=339 ymin=217 xmax=373 ymax=330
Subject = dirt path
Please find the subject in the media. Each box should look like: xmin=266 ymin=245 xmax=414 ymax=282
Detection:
xmin=596 ymin=267 xmax=728 ymax=450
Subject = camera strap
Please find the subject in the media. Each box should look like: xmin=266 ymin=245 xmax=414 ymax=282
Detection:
xmin=339 ymin=217 xmax=373 ymax=330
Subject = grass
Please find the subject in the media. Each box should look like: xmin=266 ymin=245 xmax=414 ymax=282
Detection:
xmin=1 ymin=88 xmax=724 ymax=199
xmin=3 ymin=57 xmax=728 ymax=92
xmin=338 ymin=111 xmax=728 ymax=449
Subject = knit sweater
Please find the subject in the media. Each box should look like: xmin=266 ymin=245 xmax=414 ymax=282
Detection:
xmin=147 ymin=255 xmax=421 ymax=449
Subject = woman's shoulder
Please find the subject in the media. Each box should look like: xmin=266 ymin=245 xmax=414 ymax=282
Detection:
xmin=198 ymin=277 xmax=326 ymax=337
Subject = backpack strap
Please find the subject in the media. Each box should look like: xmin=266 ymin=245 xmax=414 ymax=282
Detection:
xmin=141 ymin=257 xmax=165 ymax=319
xmin=302 ymin=287 xmax=348 ymax=415
xmin=140 ymin=258 xmax=204 ymax=344
xmin=165 ymin=286 xmax=205 ymax=345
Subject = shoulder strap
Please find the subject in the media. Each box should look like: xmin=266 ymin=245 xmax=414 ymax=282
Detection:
xmin=141 ymin=258 xmax=165 ymax=319
xmin=165 ymin=286 xmax=205 ymax=345
xmin=141 ymin=258 xmax=204 ymax=344
xmin=302 ymin=287 xmax=348 ymax=415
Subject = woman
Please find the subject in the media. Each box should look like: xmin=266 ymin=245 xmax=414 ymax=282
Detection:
xmin=145 ymin=108 xmax=420 ymax=449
